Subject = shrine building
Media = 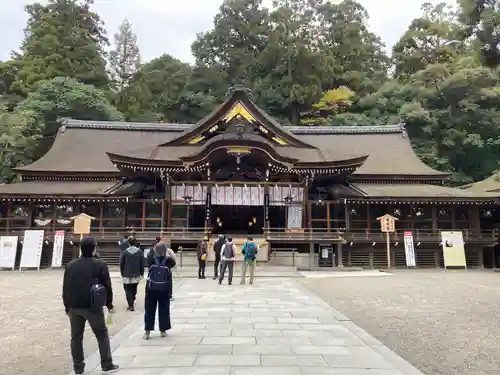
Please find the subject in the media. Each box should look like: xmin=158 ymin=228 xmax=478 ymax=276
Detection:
xmin=0 ymin=86 xmax=498 ymax=268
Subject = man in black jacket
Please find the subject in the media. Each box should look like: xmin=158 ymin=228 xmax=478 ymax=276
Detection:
xmin=120 ymin=236 xmax=144 ymax=311
xmin=213 ymin=234 xmax=225 ymax=280
xmin=62 ymin=237 xmax=119 ymax=374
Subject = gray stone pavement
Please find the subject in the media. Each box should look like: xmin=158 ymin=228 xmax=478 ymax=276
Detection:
xmin=78 ymin=278 xmax=425 ymax=375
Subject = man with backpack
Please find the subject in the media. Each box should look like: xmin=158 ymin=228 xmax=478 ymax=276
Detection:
xmin=212 ymin=234 xmax=225 ymax=280
xmin=62 ymin=236 xmax=119 ymax=374
xmin=144 ymin=242 xmax=175 ymax=340
xmin=119 ymin=236 xmax=144 ymax=311
xmin=241 ymin=236 xmax=258 ymax=285
xmin=218 ymin=236 xmax=236 ymax=285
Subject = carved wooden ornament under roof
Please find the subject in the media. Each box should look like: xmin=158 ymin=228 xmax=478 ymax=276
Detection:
xmin=186 ymin=100 xmax=289 ymax=146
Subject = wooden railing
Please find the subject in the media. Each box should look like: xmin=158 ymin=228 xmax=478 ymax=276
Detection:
xmin=343 ymin=228 xmax=499 ymax=243
xmin=1 ymin=226 xmax=498 ymax=244
xmin=264 ymin=228 xmax=343 ymax=242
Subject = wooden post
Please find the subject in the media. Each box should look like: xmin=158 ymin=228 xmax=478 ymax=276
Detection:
xmin=377 ymin=214 xmax=397 ymax=270
xmin=386 ymin=231 xmax=391 ymax=270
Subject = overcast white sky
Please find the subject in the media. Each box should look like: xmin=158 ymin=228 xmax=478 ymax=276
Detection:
xmin=0 ymin=0 xmax=455 ymax=63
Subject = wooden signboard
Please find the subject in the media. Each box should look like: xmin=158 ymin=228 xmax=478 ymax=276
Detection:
xmin=377 ymin=214 xmax=398 ymax=270
xmin=71 ymin=213 xmax=95 ymax=258
xmin=71 ymin=213 xmax=95 ymax=235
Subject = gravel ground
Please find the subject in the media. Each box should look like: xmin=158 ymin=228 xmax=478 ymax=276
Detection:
xmin=300 ymin=269 xmax=500 ymax=375
xmin=0 ymin=270 xmax=145 ymax=375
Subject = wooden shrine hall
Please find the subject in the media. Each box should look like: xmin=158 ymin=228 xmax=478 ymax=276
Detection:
xmin=0 ymin=86 xmax=498 ymax=268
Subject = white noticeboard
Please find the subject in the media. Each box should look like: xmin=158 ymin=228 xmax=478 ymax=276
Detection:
xmin=0 ymin=236 xmax=19 ymax=270
xmin=51 ymin=230 xmax=65 ymax=268
xmin=20 ymin=230 xmax=44 ymax=270
xmin=403 ymin=231 xmax=416 ymax=267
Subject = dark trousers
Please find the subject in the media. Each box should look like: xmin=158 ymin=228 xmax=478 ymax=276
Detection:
xmin=144 ymin=290 xmax=171 ymax=332
xmin=69 ymin=308 xmax=113 ymax=373
xmin=123 ymin=282 xmax=138 ymax=307
xmin=219 ymin=260 xmax=234 ymax=284
xmin=213 ymin=257 xmax=220 ymax=278
xmin=198 ymin=259 xmax=206 ymax=278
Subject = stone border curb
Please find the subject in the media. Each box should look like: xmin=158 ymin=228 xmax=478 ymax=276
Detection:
xmin=295 ymin=280 xmax=426 ymax=375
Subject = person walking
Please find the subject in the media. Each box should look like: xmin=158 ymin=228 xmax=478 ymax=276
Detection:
xmin=241 ymin=236 xmax=258 ymax=285
xmin=62 ymin=237 xmax=119 ymax=374
xmin=212 ymin=234 xmax=225 ymax=280
xmin=119 ymin=236 xmax=144 ymax=311
xmin=196 ymin=238 xmax=208 ymax=279
xmin=218 ymin=236 xmax=236 ymax=285
xmin=144 ymin=242 xmax=175 ymax=340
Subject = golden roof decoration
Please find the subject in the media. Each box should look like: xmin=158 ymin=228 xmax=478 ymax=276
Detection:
xmin=223 ymin=101 xmax=255 ymax=123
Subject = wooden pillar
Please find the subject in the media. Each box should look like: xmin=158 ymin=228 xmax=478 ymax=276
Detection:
xmin=344 ymin=200 xmax=351 ymax=231
xmin=327 ymin=202 xmax=331 ymax=232
xmin=52 ymin=202 xmax=57 ymax=232
xmin=205 ymin=184 xmax=212 ymax=235
xmin=431 ymin=205 xmax=438 ymax=233
xmin=337 ymin=242 xmax=343 ymax=267
xmin=141 ymin=200 xmax=146 ymax=230
xmin=366 ymin=204 xmax=371 ymax=233
xmin=303 ymin=183 xmax=309 ymax=229
xmin=164 ymin=173 xmax=172 ymax=229
xmin=264 ymin=184 xmax=270 ymax=231
xmin=6 ymin=201 xmax=10 ymax=231
xmin=98 ymin=201 xmax=103 ymax=230
xmin=471 ymin=206 xmax=480 ymax=231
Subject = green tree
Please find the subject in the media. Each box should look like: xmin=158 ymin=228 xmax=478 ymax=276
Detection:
xmin=109 ymin=19 xmax=141 ymax=93
xmin=459 ymin=0 xmax=500 ymax=67
xmin=253 ymin=0 xmax=327 ymax=124
xmin=0 ymin=106 xmax=41 ymax=182
xmin=13 ymin=0 xmax=109 ymax=94
xmin=16 ymin=76 xmax=122 ymax=159
xmin=393 ymin=2 xmax=465 ymax=78
xmin=0 ymin=59 xmax=24 ymax=110
xmin=316 ymin=0 xmax=390 ymax=94
xmin=192 ymin=0 xmax=271 ymax=86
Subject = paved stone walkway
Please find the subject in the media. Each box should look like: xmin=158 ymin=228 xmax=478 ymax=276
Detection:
xmin=81 ymin=278 xmax=425 ymax=375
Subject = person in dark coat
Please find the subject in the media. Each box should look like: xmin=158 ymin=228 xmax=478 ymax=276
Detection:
xmin=212 ymin=234 xmax=225 ymax=280
xmin=196 ymin=238 xmax=208 ymax=279
xmin=144 ymin=242 xmax=175 ymax=340
xmin=62 ymin=237 xmax=119 ymax=374
xmin=119 ymin=236 xmax=144 ymax=311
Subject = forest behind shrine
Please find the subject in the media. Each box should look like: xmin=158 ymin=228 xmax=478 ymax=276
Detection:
xmin=1 ymin=0 xmax=500 ymax=185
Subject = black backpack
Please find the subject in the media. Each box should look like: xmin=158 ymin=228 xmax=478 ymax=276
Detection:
xmin=90 ymin=284 xmax=107 ymax=309
xmin=89 ymin=259 xmax=107 ymax=309
xmin=148 ymin=257 xmax=171 ymax=292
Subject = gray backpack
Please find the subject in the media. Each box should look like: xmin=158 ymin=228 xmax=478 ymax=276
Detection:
xmin=222 ymin=243 xmax=235 ymax=259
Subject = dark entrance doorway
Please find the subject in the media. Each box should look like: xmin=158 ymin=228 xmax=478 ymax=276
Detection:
xmin=211 ymin=205 xmax=264 ymax=235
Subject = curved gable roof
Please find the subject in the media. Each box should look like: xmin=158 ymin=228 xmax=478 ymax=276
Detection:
xmin=17 ymin=120 xmax=447 ymax=179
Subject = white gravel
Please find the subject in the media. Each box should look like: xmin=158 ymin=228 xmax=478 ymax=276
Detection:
xmin=300 ymin=269 xmax=500 ymax=375
xmin=0 ymin=270 xmax=145 ymax=375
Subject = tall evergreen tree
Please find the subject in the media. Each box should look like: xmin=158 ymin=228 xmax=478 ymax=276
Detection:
xmin=191 ymin=0 xmax=271 ymax=86
xmin=13 ymin=0 xmax=109 ymax=94
xmin=109 ymin=19 xmax=141 ymax=92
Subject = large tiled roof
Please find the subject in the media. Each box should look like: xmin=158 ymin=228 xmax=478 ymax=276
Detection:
xmin=17 ymin=119 xmax=447 ymax=178
xmin=460 ymin=174 xmax=500 ymax=193
xmin=352 ymin=183 xmax=497 ymax=199
xmin=0 ymin=180 xmax=121 ymax=197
